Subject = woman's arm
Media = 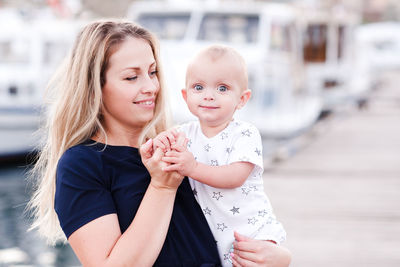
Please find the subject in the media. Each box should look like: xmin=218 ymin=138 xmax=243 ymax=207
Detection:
xmin=231 ymin=232 xmax=291 ymax=267
xmin=68 ymin=140 xmax=183 ymax=266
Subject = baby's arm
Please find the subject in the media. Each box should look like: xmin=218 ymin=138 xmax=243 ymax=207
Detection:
xmin=162 ymin=145 xmax=254 ymax=189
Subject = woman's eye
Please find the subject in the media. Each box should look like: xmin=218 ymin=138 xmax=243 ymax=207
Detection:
xmin=218 ymin=85 xmax=228 ymax=92
xmin=194 ymin=84 xmax=203 ymax=91
xmin=126 ymin=76 xmax=138 ymax=81
xmin=150 ymin=70 xmax=158 ymax=76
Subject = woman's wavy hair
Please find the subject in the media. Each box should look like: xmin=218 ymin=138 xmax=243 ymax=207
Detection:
xmin=27 ymin=19 xmax=169 ymax=244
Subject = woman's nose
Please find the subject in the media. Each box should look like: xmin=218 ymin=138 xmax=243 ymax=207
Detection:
xmin=141 ymin=75 xmax=159 ymax=94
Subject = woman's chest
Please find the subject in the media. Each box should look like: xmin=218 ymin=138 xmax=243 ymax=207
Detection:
xmin=106 ymin=162 xmax=150 ymax=232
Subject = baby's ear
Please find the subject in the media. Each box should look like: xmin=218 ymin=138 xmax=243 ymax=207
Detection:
xmin=181 ymin=89 xmax=188 ymax=103
xmin=237 ymin=89 xmax=251 ymax=110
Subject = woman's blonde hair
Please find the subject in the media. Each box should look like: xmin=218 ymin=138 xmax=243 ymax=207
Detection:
xmin=28 ymin=19 xmax=169 ymax=244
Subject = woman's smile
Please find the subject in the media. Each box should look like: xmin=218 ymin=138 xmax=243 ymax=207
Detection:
xmin=133 ymin=98 xmax=156 ymax=108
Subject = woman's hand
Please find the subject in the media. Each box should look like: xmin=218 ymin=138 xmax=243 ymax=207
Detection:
xmin=140 ymin=138 xmax=183 ymax=191
xmin=231 ymin=232 xmax=291 ymax=267
xmin=153 ymin=129 xmax=179 ymax=152
xmin=161 ymin=134 xmax=195 ymax=177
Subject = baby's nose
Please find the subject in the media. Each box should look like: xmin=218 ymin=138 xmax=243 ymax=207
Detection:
xmin=203 ymin=88 xmax=215 ymax=100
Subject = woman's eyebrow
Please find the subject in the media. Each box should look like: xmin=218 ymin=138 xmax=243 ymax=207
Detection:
xmin=122 ymin=62 xmax=156 ymax=71
xmin=122 ymin=66 xmax=140 ymax=71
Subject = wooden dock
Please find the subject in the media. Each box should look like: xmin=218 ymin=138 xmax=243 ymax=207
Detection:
xmin=263 ymin=71 xmax=400 ymax=267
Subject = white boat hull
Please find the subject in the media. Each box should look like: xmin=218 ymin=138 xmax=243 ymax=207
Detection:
xmin=0 ymin=112 xmax=40 ymax=157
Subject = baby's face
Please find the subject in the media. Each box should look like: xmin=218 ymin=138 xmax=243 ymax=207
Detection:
xmin=183 ymin=55 xmax=247 ymax=128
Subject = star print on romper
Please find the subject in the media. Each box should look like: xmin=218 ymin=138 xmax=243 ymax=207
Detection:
xmin=210 ymin=160 xmax=218 ymax=166
xmin=204 ymin=144 xmax=211 ymax=152
xmin=248 ymin=217 xmax=258 ymax=225
xmin=241 ymin=129 xmax=252 ymax=137
xmin=212 ymin=192 xmax=223 ymax=200
xmin=241 ymin=187 xmax=251 ymax=195
xmin=217 ymin=223 xmax=227 ymax=231
xmin=203 ymin=207 xmax=211 ymax=215
xmin=250 ymin=185 xmax=258 ymax=191
xmin=224 ymin=253 xmax=230 ymax=261
xmin=230 ymin=206 xmax=240 ymax=215
xmin=258 ymin=209 xmax=269 ymax=217
xmin=226 ymin=147 xmax=233 ymax=154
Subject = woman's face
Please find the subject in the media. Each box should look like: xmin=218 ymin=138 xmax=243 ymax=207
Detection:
xmin=102 ymin=37 xmax=159 ymax=132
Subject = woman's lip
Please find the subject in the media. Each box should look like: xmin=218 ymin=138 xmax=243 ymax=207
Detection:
xmin=133 ymin=99 xmax=155 ymax=105
xmin=133 ymin=99 xmax=155 ymax=108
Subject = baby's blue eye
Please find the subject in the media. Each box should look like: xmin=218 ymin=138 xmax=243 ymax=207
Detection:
xmin=194 ymin=84 xmax=203 ymax=91
xmin=218 ymin=85 xmax=228 ymax=92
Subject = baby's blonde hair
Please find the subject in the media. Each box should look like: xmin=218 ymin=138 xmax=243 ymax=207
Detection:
xmin=27 ymin=19 xmax=169 ymax=245
xmin=186 ymin=44 xmax=248 ymax=90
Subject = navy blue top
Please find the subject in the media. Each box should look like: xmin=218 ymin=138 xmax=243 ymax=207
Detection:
xmin=55 ymin=140 xmax=221 ymax=266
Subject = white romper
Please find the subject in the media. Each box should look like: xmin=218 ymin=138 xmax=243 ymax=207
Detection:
xmin=179 ymin=119 xmax=286 ymax=266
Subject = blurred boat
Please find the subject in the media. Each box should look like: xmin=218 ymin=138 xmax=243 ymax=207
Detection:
xmin=0 ymin=9 xmax=40 ymax=158
xmin=354 ymin=21 xmax=400 ymax=89
xmin=297 ymin=3 xmax=368 ymax=111
xmin=128 ymin=0 xmax=322 ymax=139
xmin=33 ymin=18 xmax=82 ymax=95
xmin=0 ymin=9 xmax=81 ymax=158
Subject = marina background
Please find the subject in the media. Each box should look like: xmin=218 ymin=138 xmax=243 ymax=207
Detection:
xmin=1 ymin=0 xmax=399 ymax=266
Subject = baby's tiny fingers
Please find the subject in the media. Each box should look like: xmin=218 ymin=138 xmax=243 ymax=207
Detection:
xmin=175 ymin=132 xmax=187 ymax=146
xmin=165 ymin=131 xmax=176 ymax=144
xmin=153 ymin=139 xmax=166 ymax=150
xmin=165 ymin=150 xmax=179 ymax=157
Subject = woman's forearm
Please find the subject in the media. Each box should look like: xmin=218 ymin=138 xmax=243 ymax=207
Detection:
xmin=106 ymin=184 xmax=177 ymax=266
xmin=70 ymin=143 xmax=182 ymax=266
xmin=70 ymin=183 xmax=178 ymax=267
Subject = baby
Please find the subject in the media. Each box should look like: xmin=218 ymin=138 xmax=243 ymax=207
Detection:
xmin=155 ymin=45 xmax=286 ymax=266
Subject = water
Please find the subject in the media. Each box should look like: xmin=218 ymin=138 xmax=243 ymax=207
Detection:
xmin=0 ymin=164 xmax=80 ymax=266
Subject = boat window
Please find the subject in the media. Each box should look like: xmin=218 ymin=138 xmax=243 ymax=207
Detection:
xmin=373 ymin=40 xmax=397 ymax=50
xmin=270 ymin=23 xmax=293 ymax=52
xmin=198 ymin=14 xmax=259 ymax=44
xmin=0 ymin=40 xmax=30 ymax=64
xmin=303 ymin=24 xmax=327 ymax=63
xmin=137 ymin=13 xmax=190 ymax=40
xmin=337 ymin=25 xmax=345 ymax=60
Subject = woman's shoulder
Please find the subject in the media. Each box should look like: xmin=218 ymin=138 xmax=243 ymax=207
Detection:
xmin=56 ymin=141 xmax=109 ymax=190
xmin=58 ymin=141 xmax=103 ymax=171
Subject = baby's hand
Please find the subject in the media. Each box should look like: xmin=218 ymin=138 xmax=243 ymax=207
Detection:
xmin=153 ymin=128 xmax=179 ymax=152
xmin=162 ymin=139 xmax=196 ymax=177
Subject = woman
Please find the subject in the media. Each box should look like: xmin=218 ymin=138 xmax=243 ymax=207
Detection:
xmin=28 ymin=20 xmax=291 ymax=266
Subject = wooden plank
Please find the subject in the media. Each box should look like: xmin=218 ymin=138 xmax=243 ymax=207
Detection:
xmin=263 ymin=71 xmax=400 ymax=267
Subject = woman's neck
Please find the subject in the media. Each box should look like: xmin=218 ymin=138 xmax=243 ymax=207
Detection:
xmin=93 ymin=124 xmax=142 ymax=148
